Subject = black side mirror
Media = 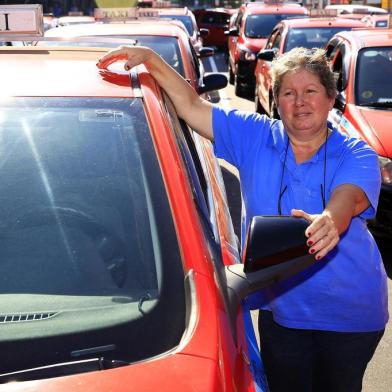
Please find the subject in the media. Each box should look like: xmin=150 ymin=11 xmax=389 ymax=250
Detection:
xmin=199 ymin=73 xmax=228 ymax=94
xmin=223 ymin=216 xmax=315 ymax=340
xmin=243 ymin=216 xmax=309 ymax=272
xmin=334 ymin=92 xmax=346 ymax=112
xmin=225 ymin=27 xmax=238 ymax=36
xmin=198 ymin=46 xmax=214 ymax=59
xmin=199 ymin=28 xmax=209 ymax=37
xmin=257 ymin=48 xmax=277 ymax=61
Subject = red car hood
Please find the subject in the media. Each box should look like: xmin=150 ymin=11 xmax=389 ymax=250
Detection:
xmin=243 ymin=37 xmax=267 ymax=52
xmin=358 ymin=107 xmax=392 ymax=157
xmin=4 ymin=353 xmax=222 ymax=392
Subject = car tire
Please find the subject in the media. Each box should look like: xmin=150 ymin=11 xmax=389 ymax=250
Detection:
xmin=255 ymin=85 xmax=267 ymax=115
xmin=270 ymin=94 xmax=280 ymax=119
xmin=228 ymin=63 xmax=234 ymax=85
xmin=234 ymin=75 xmax=245 ymax=97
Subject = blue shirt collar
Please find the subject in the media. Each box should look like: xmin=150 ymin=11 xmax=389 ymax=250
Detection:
xmin=268 ymin=119 xmax=343 ymax=162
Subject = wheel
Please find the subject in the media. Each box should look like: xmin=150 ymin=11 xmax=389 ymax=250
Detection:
xmin=13 ymin=206 xmax=128 ymax=288
xmin=254 ymin=84 xmax=267 ymax=115
xmin=270 ymin=96 xmax=280 ymax=119
xmin=228 ymin=63 xmax=234 ymax=85
xmin=234 ymin=75 xmax=244 ymax=97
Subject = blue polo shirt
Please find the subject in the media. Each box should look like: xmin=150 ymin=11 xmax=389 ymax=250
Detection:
xmin=213 ymin=107 xmax=388 ymax=332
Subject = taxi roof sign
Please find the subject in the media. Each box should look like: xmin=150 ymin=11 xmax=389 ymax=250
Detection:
xmin=94 ymin=7 xmax=137 ymax=20
xmin=309 ymin=9 xmax=338 ymax=17
xmin=0 ymin=4 xmax=43 ymax=37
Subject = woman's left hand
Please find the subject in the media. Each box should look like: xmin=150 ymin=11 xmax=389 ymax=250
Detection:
xmin=291 ymin=209 xmax=339 ymax=260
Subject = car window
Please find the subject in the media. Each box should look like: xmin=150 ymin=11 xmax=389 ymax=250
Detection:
xmin=161 ymin=15 xmax=194 ymax=35
xmin=200 ymin=12 xmax=230 ymax=25
xmin=41 ymin=35 xmax=185 ymax=77
xmin=245 ymin=13 xmax=307 ymax=38
xmin=163 ymin=93 xmax=210 ymax=221
xmin=0 ymin=97 xmax=186 ymax=373
xmin=284 ymin=27 xmax=354 ymax=51
xmin=355 ymin=47 xmax=392 ymax=106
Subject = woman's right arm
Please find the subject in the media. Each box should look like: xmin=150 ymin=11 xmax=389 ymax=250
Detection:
xmin=98 ymin=46 xmax=214 ymax=141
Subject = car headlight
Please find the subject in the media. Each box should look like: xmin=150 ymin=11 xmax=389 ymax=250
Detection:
xmin=238 ymin=46 xmax=256 ymax=62
xmin=379 ymin=156 xmax=392 ymax=184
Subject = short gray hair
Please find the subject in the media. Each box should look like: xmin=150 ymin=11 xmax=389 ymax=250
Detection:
xmin=270 ymin=47 xmax=337 ymax=100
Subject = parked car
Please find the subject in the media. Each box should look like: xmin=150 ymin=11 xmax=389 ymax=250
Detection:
xmin=193 ymin=7 xmax=237 ymax=51
xmin=0 ymin=4 xmax=317 ymax=390
xmin=361 ymin=13 xmax=391 ymax=29
xmin=44 ymin=20 xmax=222 ymax=96
xmin=226 ymin=1 xmax=308 ymax=97
xmin=254 ymin=16 xmax=365 ymax=117
xmin=325 ymin=28 xmax=392 ymax=245
xmin=56 ymin=14 xmax=95 ymax=26
xmin=149 ymin=6 xmax=209 ymax=54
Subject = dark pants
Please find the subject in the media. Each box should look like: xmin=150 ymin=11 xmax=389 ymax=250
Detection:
xmin=258 ymin=310 xmax=384 ymax=392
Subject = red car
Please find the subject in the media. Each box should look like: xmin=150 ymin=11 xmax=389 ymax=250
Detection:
xmin=227 ymin=1 xmax=308 ymax=96
xmin=45 ymin=20 xmax=221 ymax=95
xmin=0 ymin=4 xmax=316 ymax=390
xmin=325 ymin=29 xmax=392 ymax=245
xmin=193 ymin=7 xmax=237 ymax=50
xmin=254 ymin=16 xmax=365 ymax=117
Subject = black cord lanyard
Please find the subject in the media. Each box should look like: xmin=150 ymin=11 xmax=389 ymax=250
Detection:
xmin=278 ymin=130 xmax=328 ymax=215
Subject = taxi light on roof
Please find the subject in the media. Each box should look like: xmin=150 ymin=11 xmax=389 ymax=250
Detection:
xmin=94 ymin=7 xmax=138 ymax=20
xmin=0 ymin=4 xmax=43 ymax=37
xmin=309 ymin=9 xmax=338 ymax=17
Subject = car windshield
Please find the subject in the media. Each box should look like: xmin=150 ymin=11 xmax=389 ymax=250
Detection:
xmin=160 ymin=15 xmax=194 ymax=35
xmin=355 ymin=47 xmax=392 ymax=107
xmin=284 ymin=27 xmax=353 ymax=51
xmin=40 ymin=35 xmax=185 ymax=77
xmin=245 ymin=13 xmax=307 ymax=38
xmin=200 ymin=12 xmax=230 ymax=26
xmin=0 ymin=97 xmax=185 ymax=376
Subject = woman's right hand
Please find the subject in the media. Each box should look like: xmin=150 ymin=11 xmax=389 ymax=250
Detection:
xmin=97 ymin=46 xmax=154 ymax=72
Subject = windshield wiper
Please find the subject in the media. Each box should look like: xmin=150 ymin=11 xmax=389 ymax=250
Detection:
xmin=0 ymin=357 xmax=128 ymax=383
xmin=361 ymin=101 xmax=392 ymax=108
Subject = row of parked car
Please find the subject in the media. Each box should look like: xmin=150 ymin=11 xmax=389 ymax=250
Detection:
xmin=0 ymin=3 xmax=320 ymax=391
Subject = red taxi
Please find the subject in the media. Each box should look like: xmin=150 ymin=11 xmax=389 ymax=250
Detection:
xmin=44 ymin=20 xmax=224 ymax=96
xmin=227 ymin=0 xmax=308 ymax=97
xmin=325 ymin=29 xmax=392 ymax=244
xmin=193 ymin=7 xmax=237 ymax=50
xmin=56 ymin=14 xmax=95 ymax=26
xmin=0 ymin=4 xmax=316 ymax=390
xmin=148 ymin=7 xmax=208 ymax=54
xmin=361 ymin=13 xmax=391 ymax=29
xmin=254 ymin=16 xmax=365 ymax=117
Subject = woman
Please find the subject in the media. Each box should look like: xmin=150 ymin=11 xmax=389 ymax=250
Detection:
xmin=98 ymin=46 xmax=388 ymax=391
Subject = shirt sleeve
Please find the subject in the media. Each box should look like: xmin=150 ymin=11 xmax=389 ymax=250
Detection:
xmin=212 ymin=106 xmax=270 ymax=169
xmin=331 ymin=138 xmax=381 ymax=219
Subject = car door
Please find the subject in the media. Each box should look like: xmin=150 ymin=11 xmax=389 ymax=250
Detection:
xmin=326 ymin=38 xmax=354 ymax=136
xmin=255 ymin=27 xmax=282 ymax=115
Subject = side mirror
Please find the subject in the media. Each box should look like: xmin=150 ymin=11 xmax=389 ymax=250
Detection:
xmin=243 ymin=216 xmax=309 ymax=272
xmin=199 ymin=28 xmax=209 ymax=37
xmin=334 ymin=92 xmax=346 ymax=112
xmin=225 ymin=27 xmax=238 ymax=37
xmin=257 ymin=48 xmax=277 ymax=61
xmin=198 ymin=46 xmax=215 ymax=59
xmin=223 ymin=216 xmax=315 ymax=339
xmin=198 ymin=73 xmax=228 ymax=94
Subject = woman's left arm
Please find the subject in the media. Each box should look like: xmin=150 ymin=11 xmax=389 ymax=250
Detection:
xmin=292 ymin=184 xmax=370 ymax=260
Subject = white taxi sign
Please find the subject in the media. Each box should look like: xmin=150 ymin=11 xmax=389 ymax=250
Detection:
xmin=0 ymin=4 xmax=43 ymax=36
xmin=94 ymin=7 xmax=137 ymax=20
xmin=309 ymin=9 xmax=338 ymax=17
